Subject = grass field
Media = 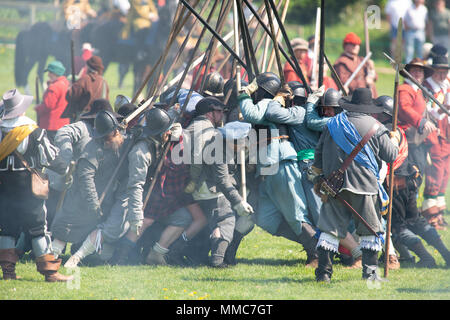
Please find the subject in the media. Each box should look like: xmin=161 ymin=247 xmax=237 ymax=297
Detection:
xmin=0 ymin=19 xmax=449 ymax=300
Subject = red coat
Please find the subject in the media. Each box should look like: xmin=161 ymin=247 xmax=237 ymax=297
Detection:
xmin=398 ymin=81 xmax=438 ymax=146
xmin=283 ymin=60 xmax=310 ymax=85
xmin=35 ymin=76 xmax=70 ymax=131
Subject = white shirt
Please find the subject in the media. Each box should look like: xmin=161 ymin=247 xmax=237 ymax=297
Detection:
xmin=404 ymin=3 xmax=428 ymax=31
xmin=385 ymin=0 xmax=412 ymax=26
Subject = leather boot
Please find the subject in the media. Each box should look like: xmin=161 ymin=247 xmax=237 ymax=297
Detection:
xmin=427 ymin=236 xmax=450 ymax=268
xmin=410 ymin=241 xmax=436 ymax=268
xmin=0 ymin=248 xmax=20 ymax=280
xmin=210 ymin=238 xmax=229 ymax=268
xmin=145 ymin=247 xmax=168 ymax=266
xmin=166 ymin=237 xmax=188 ymax=266
xmin=298 ymin=223 xmax=319 ymax=268
xmin=315 ymin=248 xmax=333 ymax=283
xmin=110 ymin=238 xmax=137 ymax=265
xmin=224 ymin=231 xmax=244 ymax=266
xmin=362 ymin=249 xmax=384 ymax=281
xmin=35 ymin=254 xmax=74 ymax=282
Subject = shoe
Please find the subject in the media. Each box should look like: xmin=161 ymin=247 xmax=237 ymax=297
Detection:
xmin=36 ymin=254 xmax=74 ymax=282
xmin=387 ymin=255 xmax=400 ymax=270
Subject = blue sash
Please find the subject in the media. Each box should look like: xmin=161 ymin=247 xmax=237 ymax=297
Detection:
xmin=327 ymin=112 xmax=389 ymax=215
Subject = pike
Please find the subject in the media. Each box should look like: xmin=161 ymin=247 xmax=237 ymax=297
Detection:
xmin=364 ymin=10 xmax=376 ymax=95
xmin=343 ymin=51 xmax=372 ymax=89
xmin=383 ymin=52 xmax=450 ymax=117
xmin=384 ymin=18 xmax=403 ymax=278
xmin=324 ymin=52 xmax=348 ymax=95
xmin=35 ymin=75 xmax=40 ymax=124
xmin=236 ymin=0 xmax=259 ymax=79
xmin=310 ymin=8 xmax=320 ymax=89
xmin=266 ymin=0 xmax=289 ymax=74
xmin=318 ymin=0 xmax=325 ymax=88
xmin=70 ymin=39 xmax=76 ymax=84
xmin=264 ymin=0 xmax=284 ymax=83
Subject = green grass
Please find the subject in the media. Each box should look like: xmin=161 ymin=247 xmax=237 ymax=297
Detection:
xmin=1 ymin=223 xmax=449 ymax=300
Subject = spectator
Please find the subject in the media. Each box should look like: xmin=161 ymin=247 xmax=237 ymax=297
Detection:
xmin=403 ymin=0 xmax=430 ymax=63
xmin=283 ymin=38 xmax=311 ymax=85
xmin=34 ymin=60 xmax=70 ymax=140
xmin=385 ymin=0 xmax=412 ymax=56
xmin=429 ymin=0 xmax=450 ymax=52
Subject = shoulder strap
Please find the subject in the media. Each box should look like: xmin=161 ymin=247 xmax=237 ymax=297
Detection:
xmin=340 ymin=122 xmax=380 ymax=172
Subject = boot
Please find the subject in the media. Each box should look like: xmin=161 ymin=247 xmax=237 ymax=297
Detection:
xmin=298 ymin=223 xmax=319 ymax=268
xmin=315 ymin=248 xmax=333 ymax=283
xmin=224 ymin=231 xmax=245 ymax=266
xmin=35 ymin=254 xmax=74 ymax=282
xmin=145 ymin=247 xmax=168 ymax=266
xmin=166 ymin=237 xmax=188 ymax=266
xmin=410 ymin=241 xmax=436 ymax=268
xmin=210 ymin=238 xmax=229 ymax=268
xmin=427 ymin=236 xmax=450 ymax=268
xmin=362 ymin=249 xmax=384 ymax=281
xmin=110 ymin=238 xmax=137 ymax=265
xmin=0 ymin=248 xmax=20 ymax=280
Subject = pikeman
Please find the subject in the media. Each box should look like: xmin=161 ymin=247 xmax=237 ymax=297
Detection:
xmin=238 ymin=72 xmax=322 ymax=267
xmin=375 ymin=95 xmax=450 ymax=268
xmin=312 ymin=88 xmax=399 ymax=283
xmin=422 ymin=55 xmax=450 ymax=230
xmin=333 ymin=32 xmax=377 ymax=97
xmin=0 ymin=89 xmax=72 ymax=282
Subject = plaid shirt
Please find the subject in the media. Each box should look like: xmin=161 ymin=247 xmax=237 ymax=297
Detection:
xmin=144 ymin=135 xmax=193 ymax=219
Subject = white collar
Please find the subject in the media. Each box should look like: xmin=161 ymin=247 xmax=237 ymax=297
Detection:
xmin=0 ymin=116 xmax=36 ymax=129
xmin=425 ymin=77 xmax=448 ymax=94
xmin=404 ymin=79 xmax=419 ymax=91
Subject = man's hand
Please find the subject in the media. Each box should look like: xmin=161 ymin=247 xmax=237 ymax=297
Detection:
xmin=306 ymin=85 xmax=325 ymax=105
xmin=184 ymin=180 xmax=196 ymax=194
xmin=169 ymin=123 xmax=182 ymax=141
xmin=233 ymin=201 xmax=254 ymax=217
xmin=242 ymin=78 xmax=258 ymax=96
xmin=273 ymin=84 xmax=293 ymax=107
xmin=423 ymin=120 xmax=437 ymax=135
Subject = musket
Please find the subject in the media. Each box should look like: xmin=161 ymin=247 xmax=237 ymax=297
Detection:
xmin=384 ymin=18 xmax=403 ymax=278
xmin=343 ymin=51 xmax=373 ymax=89
xmin=55 ymin=161 xmax=76 ymax=212
xmin=70 ymin=39 xmax=76 ymax=84
xmin=383 ymin=52 xmax=450 ymax=116
xmin=35 ymin=75 xmax=40 ymax=125
xmin=324 ymin=52 xmax=348 ymax=96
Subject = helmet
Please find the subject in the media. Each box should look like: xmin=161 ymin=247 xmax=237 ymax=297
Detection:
xmin=321 ymin=88 xmax=342 ymax=107
xmin=143 ymin=107 xmax=173 ymax=137
xmin=94 ymin=110 xmax=120 ymax=138
xmin=202 ymin=72 xmax=224 ymax=97
xmin=160 ymin=85 xmax=178 ymax=105
xmin=114 ymin=94 xmax=131 ymax=111
xmin=287 ymin=81 xmax=307 ymax=105
xmin=195 ymin=97 xmax=226 ymax=115
xmin=256 ymin=72 xmax=281 ymax=97
xmin=374 ymin=95 xmax=393 ymax=116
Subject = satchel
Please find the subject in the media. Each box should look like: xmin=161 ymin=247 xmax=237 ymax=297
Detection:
xmin=14 ymin=151 xmax=49 ymax=200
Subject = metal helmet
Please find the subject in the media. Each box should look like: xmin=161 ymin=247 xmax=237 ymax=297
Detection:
xmin=114 ymin=94 xmax=131 ymax=111
xmin=374 ymin=95 xmax=393 ymax=116
xmin=287 ymin=81 xmax=307 ymax=105
xmin=202 ymin=72 xmax=224 ymax=97
xmin=94 ymin=110 xmax=120 ymax=139
xmin=143 ymin=107 xmax=173 ymax=137
xmin=321 ymin=88 xmax=342 ymax=107
xmin=256 ymin=72 xmax=281 ymax=98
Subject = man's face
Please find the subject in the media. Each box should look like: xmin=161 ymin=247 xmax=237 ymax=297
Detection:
xmin=432 ymin=68 xmax=449 ymax=84
xmin=104 ymin=130 xmax=124 ymax=152
xmin=213 ymin=109 xmax=224 ymax=127
xmin=48 ymin=72 xmax=58 ymax=82
xmin=344 ymin=43 xmax=360 ymax=56
xmin=409 ymin=66 xmax=425 ymax=83
xmin=322 ymin=106 xmax=336 ymax=117
xmin=294 ymin=48 xmax=307 ymax=61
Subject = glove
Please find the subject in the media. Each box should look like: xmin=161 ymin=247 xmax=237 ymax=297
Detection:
xmin=184 ymin=180 xmax=196 ymax=194
xmin=307 ymin=165 xmax=322 ymax=183
xmin=389 ymin=130 xmax=401 ymax=147
xmin=307 ymin=85 xmax=325 ymax=105
xmin=169 ymin=122 xmax=182 ymax=141
xmin=233 ymin=201 xmax=254 ymax=217
xmin=242 ymin=78 xmax=258 ymax=96
xmin=129 ymin=220 xmax=143 ymax=236
xmin=273 ymin=84 xmax=293 ymax=107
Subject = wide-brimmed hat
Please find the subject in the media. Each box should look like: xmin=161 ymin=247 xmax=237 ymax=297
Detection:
xmin=195 ymin=97 xmax=227 ymax=115
xmin=431 ymin=55 xmax=449 ymax=70
xmin=401 ymin=58 xmax=434 ymax=78
xmin=0 ymin=89 xmax=33 ymax=120
xmin=45 ymin=60 xmax=66 ymax=76
xmin=338 ymin=88 xmax=384 ymax=114
xmin=291 ymin=38 xmax=309 ymax=51
xmin=80 ymin=98 xmax=122 ymax=120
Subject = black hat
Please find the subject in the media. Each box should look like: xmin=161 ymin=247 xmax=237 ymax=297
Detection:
xmin=374 ymin=95 xmax=393 ymax=116
xmin=93 ymin=110 xmax=120 ymax=139
xmin=256 ymin=72 xmax=281 ymax=97
xmin=401 ymin=58 xmax=434 ymax=79
xmin=195 ymin=97 xmax=226 ymax=115
xmin=143 ymin=107 xmax=173 ymax=137
xmin=431 ymin=55 xmax=450 ymax=70
xmin=80 ymin=98 xmax=118 ymax=120
xmin=117 ymin=102 xmax=138 ymax=118
xmin=338 ymin=88 xmax=384 ymax=114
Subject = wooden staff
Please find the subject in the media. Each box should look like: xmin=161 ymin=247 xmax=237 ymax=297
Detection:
xmin=318 ymin=0 xmax=325 ymax=88
xmin=310 ymin=7 xmax=321 ymax=89
xmin=264 ymin=0 xmax=284 ymax=83
xmin=267 ymin=0 xmax=289 ymax=74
